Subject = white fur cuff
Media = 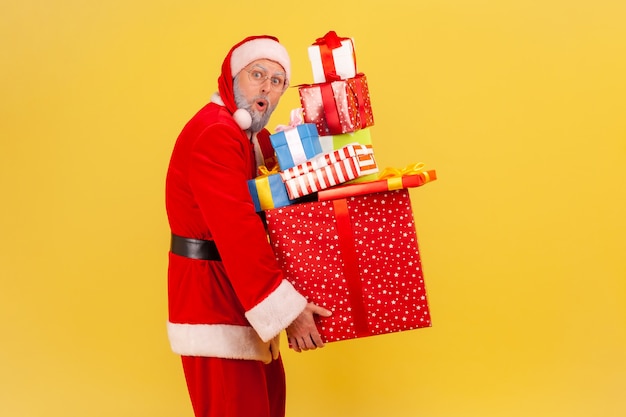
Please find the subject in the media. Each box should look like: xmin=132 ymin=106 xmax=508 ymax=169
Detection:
xmin=245 ymin=279 xmax=307 ymax=342
xmin=167 ymin=321 xmax=274 ymax=363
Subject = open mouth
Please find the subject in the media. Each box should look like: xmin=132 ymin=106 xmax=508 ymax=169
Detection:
xmin=254 ymin=99 xmax=268 ymax=112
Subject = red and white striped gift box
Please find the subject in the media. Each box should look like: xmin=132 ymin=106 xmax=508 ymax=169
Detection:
xmin=283 ymin=158 xmax=360 ymax=199
xmin=281 ymin=143 xmax=376 ymax=180
xmin=280 ymin=143 xmax=378 ymax=199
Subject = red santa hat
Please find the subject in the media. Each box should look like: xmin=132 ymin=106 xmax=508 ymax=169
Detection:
xmin=214 ymin=35 xmax=291 ymax=130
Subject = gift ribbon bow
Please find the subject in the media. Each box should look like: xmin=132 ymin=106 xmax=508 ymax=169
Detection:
xmin=313 ymin=30 xmax=343 ymax=49
xmin=377 ymin=162 xmax=428 ymax=190
xmin=257 ymin=164 xmax=280 ymax=177
xmin=274 ymin=108 xmax=304 ymax=132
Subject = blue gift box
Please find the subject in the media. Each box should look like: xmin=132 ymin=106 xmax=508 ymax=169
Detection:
xmin=247 ymin=173 xmax=297 ymax=212
xmin=270 ymin=124 xmax=322 ymax=170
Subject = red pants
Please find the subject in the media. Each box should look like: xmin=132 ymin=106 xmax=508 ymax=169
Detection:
xmin=181 ymin=355 xmax=286 ymax=417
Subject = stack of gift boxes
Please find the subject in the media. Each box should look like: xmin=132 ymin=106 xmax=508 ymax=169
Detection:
xmin=247 ymin=31 xmax=437 ymax=343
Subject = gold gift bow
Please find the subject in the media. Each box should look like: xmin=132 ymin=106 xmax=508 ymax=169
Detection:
xmin=377 ymin=162 xmax=428 ymax=190
xmin=257 ymin=165 xmax=280 ymax=178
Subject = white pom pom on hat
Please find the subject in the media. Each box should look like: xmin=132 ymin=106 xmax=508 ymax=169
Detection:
xmin=233 ymin=109 xmax=252 ymax=130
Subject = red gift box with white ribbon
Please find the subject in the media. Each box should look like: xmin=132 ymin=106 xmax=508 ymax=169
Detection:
xmin=265 ymin=186 xmax=433 ymax=343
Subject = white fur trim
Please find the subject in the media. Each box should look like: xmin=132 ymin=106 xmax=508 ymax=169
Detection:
xmin=167 ymin=321 xmax=279 ymax=363
xmin=245 ymin=279 xmax=308 ymax=342
xmin=210 ymin=92 xmax=224 ymax=106
xmin=230 ymin=38 xmax=291 ymax=81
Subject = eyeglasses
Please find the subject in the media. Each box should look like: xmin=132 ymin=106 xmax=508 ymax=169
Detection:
xmin=245 ymin=66 xmax=287 ymax=91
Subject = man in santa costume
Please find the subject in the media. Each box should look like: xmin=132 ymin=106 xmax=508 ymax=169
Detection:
xmin=165 ymin=35 xmax=332 ymax=417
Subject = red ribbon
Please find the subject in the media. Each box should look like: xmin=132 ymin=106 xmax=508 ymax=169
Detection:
xmin=313 ymin=31 xmax=354 ymax=82
xmin=332 ymin=198 xmax=369 ymax=337
xmin=319 ymin=83 xmax=342 ymax=134
xmin=351 ymin=75 xmax=369 ymax=129
xmin=313 ymin=31 xmax=343 ymax=49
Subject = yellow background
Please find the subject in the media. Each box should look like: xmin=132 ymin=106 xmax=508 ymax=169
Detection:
xmin=1 ymin=1 xmax=625 ymax=416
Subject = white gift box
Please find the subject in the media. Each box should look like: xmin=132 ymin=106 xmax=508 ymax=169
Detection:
xmin=308 ymin=37 xmax=357 ymax=83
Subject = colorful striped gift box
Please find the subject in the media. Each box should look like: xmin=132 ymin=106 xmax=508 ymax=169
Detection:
xmin=280 ymin=143 xmax=377 ymax=180
xmin=280 ymin=143 xmax=378 ymax=199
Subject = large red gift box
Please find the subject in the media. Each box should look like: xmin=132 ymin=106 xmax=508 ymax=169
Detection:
xmin=265 ymin=189 xmax=431 ymax=343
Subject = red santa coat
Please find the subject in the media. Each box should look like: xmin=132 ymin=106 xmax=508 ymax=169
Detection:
xmin=165 ymin=100 xmax=307 ymax=363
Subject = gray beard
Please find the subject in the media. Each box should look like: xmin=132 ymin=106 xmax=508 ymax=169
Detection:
xmin=233 ymin=76 xmax=276 ymax=133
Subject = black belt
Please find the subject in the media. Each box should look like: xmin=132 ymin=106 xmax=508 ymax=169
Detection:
xmin=170 ymin=234 xmax=221 ymax=261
